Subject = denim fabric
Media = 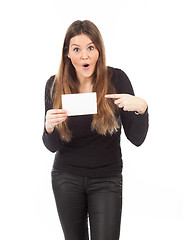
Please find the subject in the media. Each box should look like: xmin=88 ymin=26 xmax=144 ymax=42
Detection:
xmin=51 ymin=169 xmax=122 ymax=240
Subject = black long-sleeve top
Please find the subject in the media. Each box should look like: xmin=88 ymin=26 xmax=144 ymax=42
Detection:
xmin=42 ymin=67 xmax=149 ymax=178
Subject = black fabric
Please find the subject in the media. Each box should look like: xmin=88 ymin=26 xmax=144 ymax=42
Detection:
xmin=42 ymin=67 xmax=149 ymax=178
xmin=51 ymin=169 xmax=122 ymax=240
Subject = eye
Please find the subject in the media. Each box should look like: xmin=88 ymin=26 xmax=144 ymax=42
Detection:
xmin=88 ymin=46 xmax=94 ymax=51
xmin=73 ymin=48 xmax=80 ymax=52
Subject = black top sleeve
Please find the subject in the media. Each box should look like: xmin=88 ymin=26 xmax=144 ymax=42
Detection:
xmin=114 ymin=69 xmax=149 ymax=146
xmin=42 ymin=76 xmax=64 ymax=153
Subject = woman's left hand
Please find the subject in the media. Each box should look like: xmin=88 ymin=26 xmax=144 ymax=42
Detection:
xmin=105 ymin=94 xmax=147 ymax=115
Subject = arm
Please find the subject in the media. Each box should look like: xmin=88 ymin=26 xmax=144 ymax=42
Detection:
xmin=120 ymin=106 xmax=149 ymax=146
xmin=106 ymin=69 xmax=149 ymax=146
xmin=42 ymin=76 xmax=67 ymax=152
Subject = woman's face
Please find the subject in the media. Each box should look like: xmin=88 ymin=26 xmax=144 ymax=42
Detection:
xmin=68 ymin=34 xmax=99 ymax=82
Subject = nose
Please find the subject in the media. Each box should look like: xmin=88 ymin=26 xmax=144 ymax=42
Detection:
xmin=81 ymin=50 xmax=89 ymax=60
xmin=82 ymin=56 xmax=88 ymax=60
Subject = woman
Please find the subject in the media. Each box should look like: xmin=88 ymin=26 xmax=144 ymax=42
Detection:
xmin=42 ymin=20 xmax=148 ymax=240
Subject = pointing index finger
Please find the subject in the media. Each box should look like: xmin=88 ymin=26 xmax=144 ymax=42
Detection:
xmin=105 ymin=94 xmax=122 ymax=99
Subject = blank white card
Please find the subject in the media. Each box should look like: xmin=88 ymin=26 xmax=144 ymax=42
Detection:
xmin=61 ymin=92 xmax=97 ymax=116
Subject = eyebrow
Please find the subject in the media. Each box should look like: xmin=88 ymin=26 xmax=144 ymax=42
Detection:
xmin=71 ymin=42 xmax=94 ymax=47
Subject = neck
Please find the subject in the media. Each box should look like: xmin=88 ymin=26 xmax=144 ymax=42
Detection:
xmin=79 ymin=80 xmax=93 ymax=93
xmin=77 ymin=75 xmax=93 ymax=93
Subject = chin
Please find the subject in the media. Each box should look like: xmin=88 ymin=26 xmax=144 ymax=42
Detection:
xmin=82 ymin=71 xmax=93 ymax=78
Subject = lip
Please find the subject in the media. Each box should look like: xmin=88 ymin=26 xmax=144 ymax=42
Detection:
xmin=82 ymin=63 xmax=90 ymax=70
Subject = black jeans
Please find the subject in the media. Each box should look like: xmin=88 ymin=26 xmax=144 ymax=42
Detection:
xmin=51 ymin=169 xmax=123 ymax=240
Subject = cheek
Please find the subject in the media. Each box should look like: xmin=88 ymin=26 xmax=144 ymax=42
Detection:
xmin=70 ymin=55 xmax=80 ymax=66
xmin=92 ymin=51 xmax=99 ymax=63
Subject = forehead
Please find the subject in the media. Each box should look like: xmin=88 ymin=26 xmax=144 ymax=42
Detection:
xmin=69 ymin=34 xmax=93 ymax=46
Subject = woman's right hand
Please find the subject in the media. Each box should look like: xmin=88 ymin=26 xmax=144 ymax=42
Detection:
xmin=45 ymin=109 xmax=68 ymax=134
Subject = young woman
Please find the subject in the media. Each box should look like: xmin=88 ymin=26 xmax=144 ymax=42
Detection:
xmin=42 ymin=20 xmax=149 ymax=240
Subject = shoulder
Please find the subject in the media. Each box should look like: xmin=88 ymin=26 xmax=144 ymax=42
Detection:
xmin=108 ymin=66 xmax=129 ymax=82
xmin=107 ymin=66 xmax=134 ymax=94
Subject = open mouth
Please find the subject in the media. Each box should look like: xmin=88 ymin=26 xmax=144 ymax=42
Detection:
xmin=83 ymin=64 xmax=90 ymax=68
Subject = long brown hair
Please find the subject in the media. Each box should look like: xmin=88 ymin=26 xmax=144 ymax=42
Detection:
xmin=51 ymin=20 xmax=119 ymax=142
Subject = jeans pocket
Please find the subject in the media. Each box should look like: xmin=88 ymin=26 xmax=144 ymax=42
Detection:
xmin=110 ymin=174 xmax=123 ymax=192
xmin=51 ymin=168 xmax=64 ymax=177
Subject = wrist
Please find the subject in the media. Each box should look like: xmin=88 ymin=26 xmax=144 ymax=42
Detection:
xmin=136 ymin=99 xmax=148 ymax=115
xmin=45 ymin=122 xmax=54 ymax=134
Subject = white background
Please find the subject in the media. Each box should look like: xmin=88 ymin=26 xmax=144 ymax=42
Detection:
xmin=0 ymin=0 xmax=183 ymax=239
